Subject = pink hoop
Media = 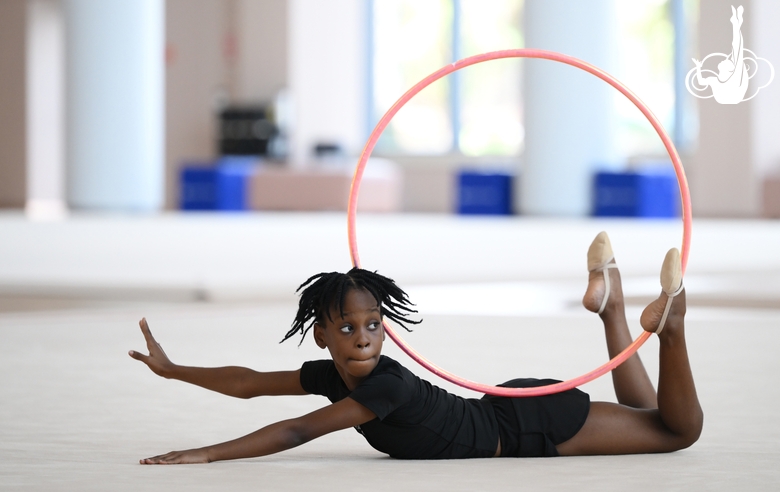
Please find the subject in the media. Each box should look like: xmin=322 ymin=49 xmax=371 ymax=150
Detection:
xmin=348 ymin=49 xmax=692 ymax=397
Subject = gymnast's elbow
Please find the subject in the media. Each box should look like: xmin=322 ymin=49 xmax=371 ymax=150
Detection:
xmin=280 ymin=420 xmax=317 ymax=450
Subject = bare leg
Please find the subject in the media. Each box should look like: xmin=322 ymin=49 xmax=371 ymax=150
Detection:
xmin=559 ymin=286 xmax=704 ymax=455
xmin=641 ymin=288 xmax=703 ymax=438
xmin=583 ymin=259 xmax=657 ymax=408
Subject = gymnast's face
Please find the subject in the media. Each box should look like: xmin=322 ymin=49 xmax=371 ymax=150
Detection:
xmin=313 ymin=288 xmax=384 ymax=390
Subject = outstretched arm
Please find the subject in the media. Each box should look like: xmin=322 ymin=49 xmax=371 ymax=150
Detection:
xmin=129 ymin=318 xmax=307 ymax=398
xmin=140 ymin=396 xmax=376 ymax=464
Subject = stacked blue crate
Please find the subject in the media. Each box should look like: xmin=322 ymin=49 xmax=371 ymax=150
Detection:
xmin=180 ymin=166 xmax=217 ymax=210
xmin=180 ymin=157 xmax=259 ymax=211
xmin=214 ymin=157 xmax=258 ymax=211
xmin=593 ymin=167 xmax=680 ymax=217
xmin=457 ymin=170 xmax=513 ymax=215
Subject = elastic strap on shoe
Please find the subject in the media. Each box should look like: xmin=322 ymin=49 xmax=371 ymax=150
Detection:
xmin=597 ymin=261 xmax=619 ymax=315
xmin=655 ymin=283 xmax=684 ymax=335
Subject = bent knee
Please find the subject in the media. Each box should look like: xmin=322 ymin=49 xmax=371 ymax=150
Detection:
xmin=670 ymin=410 xmax=704 ymax=451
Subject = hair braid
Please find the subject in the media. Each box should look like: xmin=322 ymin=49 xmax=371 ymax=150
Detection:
xmin=281 ymin=268 xmax=421 ymax=345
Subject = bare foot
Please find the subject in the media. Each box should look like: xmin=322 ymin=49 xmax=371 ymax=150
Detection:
xmin=640 ymin=288 xmax=686 ymax=336
xmin=582 ymin=260 xmax=624 ymax=315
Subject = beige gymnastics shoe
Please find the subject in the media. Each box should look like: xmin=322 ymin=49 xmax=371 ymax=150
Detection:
xmin=645 ymin=248 xmax=684 ymax=335
xmin=585 ymin=231 xmax=619 ymax=314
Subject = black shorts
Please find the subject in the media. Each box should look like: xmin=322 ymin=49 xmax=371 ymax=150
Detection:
xmin=482 ymin=378 xmax=590 ymax=457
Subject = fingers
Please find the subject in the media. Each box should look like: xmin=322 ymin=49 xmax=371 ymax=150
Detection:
xmin=127 ymin=349 xmax=148 ymax=363
xmin=139 ymin=318 xmax=165 ymax=356
xmin=132 ymin=318 xmax=176 ymax=374
xmin=131 ymin=319 xmax=154 ymax=364
xmin=139 ymin=318 xmax=156 ymax=345
xmin=140 ymin=452 xmax=177 ymax=465
xmin=139 ymin=450 xmax=206 ymax=465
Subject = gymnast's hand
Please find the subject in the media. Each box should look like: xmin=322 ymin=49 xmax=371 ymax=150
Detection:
xmin=140 ymin=447 xmax=211 ymax=465
xmin=129 ymin=318 xmax=176 ymax=378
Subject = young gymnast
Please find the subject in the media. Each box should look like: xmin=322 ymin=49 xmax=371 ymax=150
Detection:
xmin=129 ymin=231 xmax=703 ymax=463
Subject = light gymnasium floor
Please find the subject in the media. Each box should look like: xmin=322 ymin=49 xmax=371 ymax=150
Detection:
xmin=1 ymin=212 xmax=780 ymax=491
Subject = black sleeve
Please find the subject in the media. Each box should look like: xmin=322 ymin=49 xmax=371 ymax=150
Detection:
xmin=299 ymin=360 xmax=335 ymax=396
xmin=300 ymin=359 xmax=352 ymax=404
xmin=348 ymin=364 xmax=411 ymax=420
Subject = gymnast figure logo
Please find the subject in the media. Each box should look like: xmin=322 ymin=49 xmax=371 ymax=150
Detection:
xmin=685 ymin=5 xmax=774 ymax=104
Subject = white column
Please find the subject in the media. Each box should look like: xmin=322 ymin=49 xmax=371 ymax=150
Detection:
xmin=521 ymin=0 xmax=618 ymax=216
xmin=64 ymin=0 xmax=164 ymax=211
xmin=26 ymin=0 xmax=67 ymax=220
xmin=287 ymin=0 xmax=367 ymax=168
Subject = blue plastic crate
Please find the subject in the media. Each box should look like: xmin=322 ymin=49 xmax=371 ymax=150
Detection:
xmin=180 ymin=157 xmax=260 ymax=211
xmin=457 ymin=170 xmax=513 ymax=215
xmin=180 ymin=166 xmax=217 ymax=210
xmin=593 ymin=168 xmax=680 ymax=218
xmin=215 ymin=157 xmax=259 ymax=211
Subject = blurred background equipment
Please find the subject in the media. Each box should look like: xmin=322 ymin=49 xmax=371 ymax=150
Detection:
xmin=218 ymin=105 xmax=277 ymax=157
xmin=457 ymin=169 xmax=513 ymax=215
xmin=593 ymin=165 xmax=680 ymax=218
xmin=1 ymin=0 xmax=780 ymax=218
xmin=180 ymin=156 xmax=260 ymax=212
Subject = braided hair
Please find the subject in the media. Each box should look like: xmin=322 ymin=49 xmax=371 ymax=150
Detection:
xmin=282 ymin=268 xmax=421 ymax=345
